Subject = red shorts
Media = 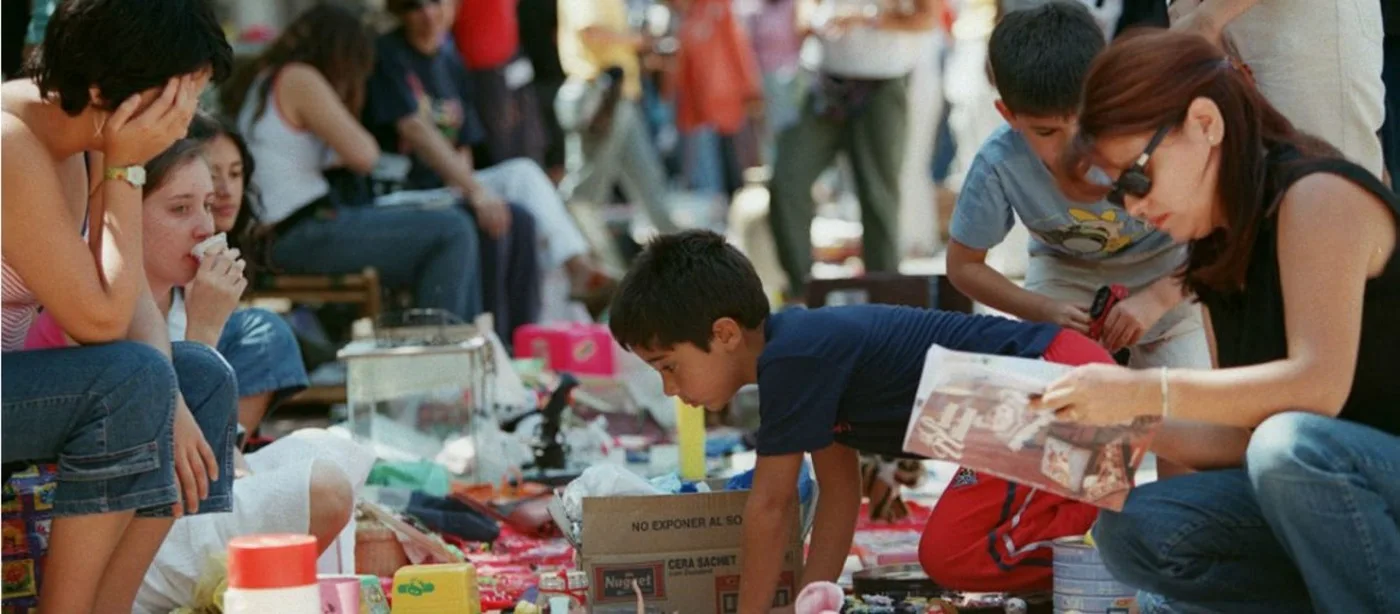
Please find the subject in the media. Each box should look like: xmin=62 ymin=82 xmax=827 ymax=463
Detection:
xmin=917 ymin=329 xmax=1111 ymax=593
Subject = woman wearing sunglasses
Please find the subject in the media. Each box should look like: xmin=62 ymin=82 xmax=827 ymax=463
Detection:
xmin=1041 ymin=30 xmax=1400 ymax=613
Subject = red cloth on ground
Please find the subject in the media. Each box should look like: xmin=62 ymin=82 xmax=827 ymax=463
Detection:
xmin=917 ymin=330 xmax=1109 ymax=593
xmin=452 ymin=0 xmax=519 ymax=70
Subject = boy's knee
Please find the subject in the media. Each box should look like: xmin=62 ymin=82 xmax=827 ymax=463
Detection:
xmin=308 ymin=460 xmax=354 ymax=551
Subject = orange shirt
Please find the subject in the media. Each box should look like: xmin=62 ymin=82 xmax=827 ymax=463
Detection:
xmin=674 ymin=0 xmax=762 ymax=135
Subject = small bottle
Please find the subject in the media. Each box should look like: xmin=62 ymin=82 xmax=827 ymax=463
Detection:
xmin=224 ymin=534 xmax=321 ymax=614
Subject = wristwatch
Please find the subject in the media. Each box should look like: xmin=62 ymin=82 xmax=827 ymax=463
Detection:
xmin=104 ymin=165 xmax=146 ymax=188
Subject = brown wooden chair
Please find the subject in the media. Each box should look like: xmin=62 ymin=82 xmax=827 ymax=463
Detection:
xmin=245 ymin=267 xmax=384 ymax=407
xmin=804 ymin=272 xmax=974 ymax=313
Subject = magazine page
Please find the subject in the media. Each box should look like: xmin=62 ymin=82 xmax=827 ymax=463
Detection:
xmin=902 ymin=345 xmax=1159 ymax=511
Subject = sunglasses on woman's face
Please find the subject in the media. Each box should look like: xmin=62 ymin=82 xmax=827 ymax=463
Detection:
xmin=1107 ymin=125 xmax=1173 ymax=206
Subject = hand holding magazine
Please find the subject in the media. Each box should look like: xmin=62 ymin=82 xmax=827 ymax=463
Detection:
xmin=902 ymin=345 xmax=1159 ymax=510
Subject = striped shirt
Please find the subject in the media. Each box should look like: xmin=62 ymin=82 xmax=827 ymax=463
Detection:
xmin=2 ymin=258 xmax=38 ymax=352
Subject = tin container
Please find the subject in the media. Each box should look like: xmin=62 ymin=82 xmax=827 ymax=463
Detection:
xmin=1052 ymin=536 xmax=1136 ymax=613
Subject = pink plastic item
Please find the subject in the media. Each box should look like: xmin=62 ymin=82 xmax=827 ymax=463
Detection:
xmin=513 ymin=323 xmax=616 ymax=377
xmin=319 ymin=577 xmax=361 ymax=614
xmin=795 ymin=582 xmax=845 ymax=614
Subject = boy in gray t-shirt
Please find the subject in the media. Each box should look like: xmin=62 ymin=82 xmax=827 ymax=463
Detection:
xmin=947 ymin=2 xmax=1209 ymax=370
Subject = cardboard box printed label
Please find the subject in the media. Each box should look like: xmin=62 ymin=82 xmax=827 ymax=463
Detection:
xmin=577 ymin=489 xmax=806 ymax=612
xmin=594 ymin=562 xmax=667 ymax=601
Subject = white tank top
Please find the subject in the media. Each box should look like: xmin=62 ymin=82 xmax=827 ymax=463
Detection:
xmin=237 ymin=71 xmax=332 ymax=225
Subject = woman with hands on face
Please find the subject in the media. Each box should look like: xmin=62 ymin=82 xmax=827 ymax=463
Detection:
xmin=0 ymin=1 xmax=237 ymax=612
xmin=1042 ymin=31 xmax=1400 ymax=613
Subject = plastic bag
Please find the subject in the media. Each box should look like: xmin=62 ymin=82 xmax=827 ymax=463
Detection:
xmin=560 ymin=465 xmax=661 ymax=523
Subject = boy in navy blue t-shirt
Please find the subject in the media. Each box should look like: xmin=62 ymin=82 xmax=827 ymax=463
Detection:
xmin=609 ymin=231 xmax=1112 ymax=610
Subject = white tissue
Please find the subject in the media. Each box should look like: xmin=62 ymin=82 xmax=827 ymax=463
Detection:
xmin=190 ymin=233 xmax=227 ymax=261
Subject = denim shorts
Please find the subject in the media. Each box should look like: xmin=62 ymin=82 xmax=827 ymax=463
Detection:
xmin=217 ymin=308 xmax=309 ymax=409
xmin=2 ymin=341 xmax=238 ymax=518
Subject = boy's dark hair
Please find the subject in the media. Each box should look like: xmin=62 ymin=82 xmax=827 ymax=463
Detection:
xmin=609 ymin=230 xmax=770 ymax=353
xmin=27 ymin=0 xmax=233 ymax=116
xmin=988 ymin=1 xmax=1105 ymax=117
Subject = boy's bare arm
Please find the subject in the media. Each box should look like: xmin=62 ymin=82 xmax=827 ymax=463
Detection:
xmin=946 ymin=240 xmax=1090 ymax=333
xmin=738 ymin=453 xmax=803 ymax=614
xmin=800 ymin=443 xmax=860 ymax=589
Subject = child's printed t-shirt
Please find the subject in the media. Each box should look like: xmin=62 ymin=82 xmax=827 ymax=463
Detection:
xmin=755 ymin=305 xmax=1060 ymax=458
xmin=951 ymin=124 xmax=1185 ymax=275
xmin=363 ymin=29 xmax=487 ymax=190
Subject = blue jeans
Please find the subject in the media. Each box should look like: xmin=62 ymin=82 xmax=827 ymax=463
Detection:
xmin=2 ymin=342 xmax=238 ymax=518
xmin=478 ymin=202 xmax=541 ymax=343
xmin=217 ymin=308 xmax=308 ymax=407
xmin=271 ymin=204 xmax=483 ymax=321
xmin=1092 ymin=412 xmax=1400 ymax=613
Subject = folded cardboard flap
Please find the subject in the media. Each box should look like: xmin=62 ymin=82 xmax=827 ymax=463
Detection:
xmin=582 ymin=490 xmax=770 ymax=555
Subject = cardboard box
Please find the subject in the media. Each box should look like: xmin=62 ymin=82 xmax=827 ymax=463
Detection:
xmin=576 ymin=490 xmax=805 ymax=614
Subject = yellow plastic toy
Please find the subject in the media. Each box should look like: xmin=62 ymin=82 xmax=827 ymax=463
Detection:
xmin=390 ymin=563 xmax=480 ymax=614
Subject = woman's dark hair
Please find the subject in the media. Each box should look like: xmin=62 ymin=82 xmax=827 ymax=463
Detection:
xmin=27 ymin=0 xmax=233 ymax=116
xmin=144 ymin=138 xmax=209 ymax=195
xmin=1064 ymin=30 xmax=1335 ymax=294
xmin=220 ymin=3 xmax=375 ymax=122
xmin=187 ymin=112 xmax=261 ymax=253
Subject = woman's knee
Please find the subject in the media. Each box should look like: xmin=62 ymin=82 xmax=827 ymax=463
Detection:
xmin=171 ymin=342 xmax=238 ymax=411
xmin=307 ymin=460 xmax=354 ymax=551
xmin=1090 ymin=504 xmax=1177 ymax=591
xmin=1246 ymin=412 xmax=1340 ymax=491
xmin=74 ymin=342 xmax=180 ymax=454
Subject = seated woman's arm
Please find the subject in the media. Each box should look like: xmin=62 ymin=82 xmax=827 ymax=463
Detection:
xmin=2 ymin=122 xmax=146 ymax=343
xmin=278 ymin=63 xmax=380 ymax=174
xmin=1161 ymin=175 xmax=1393 ymax=427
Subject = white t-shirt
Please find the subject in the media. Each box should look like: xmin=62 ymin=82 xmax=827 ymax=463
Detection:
xmin=166 ymin=290 xmax=188 ymax=343
xmin=803 ymin=0 xmax=932 ymax=78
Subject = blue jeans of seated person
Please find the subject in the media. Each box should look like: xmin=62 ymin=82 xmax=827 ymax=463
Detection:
xmin=270 ymin=204 xmax=484 ymax=322
xmin=217 ymin=308 xmax=309 ymax=410
xmin=2 ymin=341 xmax=238 ymax=517
xmin=478 ymin=202 xmax=541 ymax=344
xmin=1092 ymin=412 xmax=1400 ymax=614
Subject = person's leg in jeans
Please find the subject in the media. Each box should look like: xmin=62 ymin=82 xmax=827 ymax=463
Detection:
xmin=3 ymin=342 xmax=181 ymax=614
xmin=97 ymin=341 xmax=239 ymax=610
xmin=217 ymin=307 xmax=310 ymax=433
xmin=477 ymin=203 xmax=542 ymax=342
xmin=918 ymin=330 xmax=1106 ymax=593
xmin=271 ymin=205 xmax=483 ymax=321
xmin=847 ymin=77 xmax=909 ymax=275
xmin=1248 ymin=412 xmax=1400 ymax=613
xmin=768 ymin=94 xmax=844 ymax=299
xmin=1092 ymin=471 xmax=1312 ymax=614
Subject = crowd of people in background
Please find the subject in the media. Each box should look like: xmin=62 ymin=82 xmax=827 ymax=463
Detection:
xmin=2 ymin=0 xmax=1399 ymax=612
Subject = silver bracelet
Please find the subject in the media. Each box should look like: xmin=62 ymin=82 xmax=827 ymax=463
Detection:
xmin=1160 ymin=367 xmax=1171 ymax=420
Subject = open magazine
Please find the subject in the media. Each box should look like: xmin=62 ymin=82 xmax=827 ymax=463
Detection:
xmin=902 ymin=345 xmax=1160 ymax=511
